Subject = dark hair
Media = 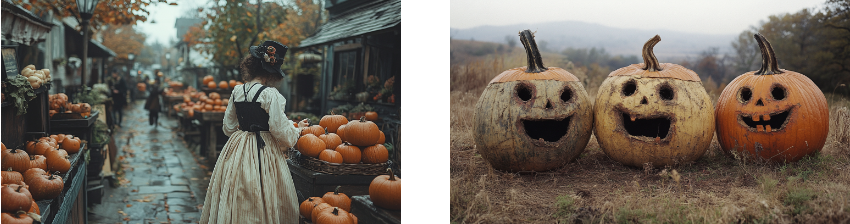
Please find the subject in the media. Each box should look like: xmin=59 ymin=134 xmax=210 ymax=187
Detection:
xmin=240 ymin=55 xmax=283 ymax=84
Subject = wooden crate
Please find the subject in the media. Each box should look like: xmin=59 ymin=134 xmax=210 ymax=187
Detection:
xmin=287 ymin=160 xmax=378 ymax=202
xmin=350 ymin=195 xmax=401 ymax=224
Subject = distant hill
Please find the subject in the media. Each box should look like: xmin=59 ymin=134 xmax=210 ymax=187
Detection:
xmin=450 ymin=21 xmax=737 ymax=61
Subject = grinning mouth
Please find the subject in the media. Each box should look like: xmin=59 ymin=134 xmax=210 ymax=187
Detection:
xmin=520 ymin=116 xmax=572 ymax=142
xmin=739 ymin=109 xmax=791 ymax=132
xmin=620 ymin=112 xmax=671 ymax=140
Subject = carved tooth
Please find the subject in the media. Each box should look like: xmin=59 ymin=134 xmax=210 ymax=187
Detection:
xmin=763 ymin=114 xmax=770 ymax=121
xmin=766 ymin=125 xmax=772 ymax=132
xmin=757 ymin=125 xmax=764 ymax=132
xmin=655 ymin=136 xmax=661 ymax=143
xmin=630 ymin=114 xmax=637 ymax=122
xmin=753 ymin=114 xmax=760 ymax=122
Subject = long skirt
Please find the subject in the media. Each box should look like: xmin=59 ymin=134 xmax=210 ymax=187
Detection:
xmin=200 ymin=130 xmax=299 ymax=223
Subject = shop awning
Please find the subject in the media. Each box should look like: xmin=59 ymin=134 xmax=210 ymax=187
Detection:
xmin=1 ymin=0 xmax=54 ymax=45
xmin=64 ymin=23 xmax=116 ymax=58
xmin=298 ymin=0 xmax=400 ymax=49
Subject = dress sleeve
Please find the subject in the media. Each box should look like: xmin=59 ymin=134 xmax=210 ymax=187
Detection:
xmin=261 ymin=88 xmax=301 ymax=149
xmin=222 ymin=88 xmax=240 ymax=137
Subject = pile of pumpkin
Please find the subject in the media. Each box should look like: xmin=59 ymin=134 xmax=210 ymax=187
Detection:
xmin=175 ymin=92 xmax=229 ymax=118
xmin=202 ymin=75 xmax=241 ymax=90
xmin=1 ymin=135 xmax=82 ymax=221
xmin=19 ymin=65 xmax=51 ymax=89
xmin=47 ymin=93 xmax=92 ymax=118
xmin=136 ymin=82 xmax=146 ymax=92
xmin=295 ymin=113 xmax=389 ymax=165
xmin=299 ymin=169 xmax=401 ymax=223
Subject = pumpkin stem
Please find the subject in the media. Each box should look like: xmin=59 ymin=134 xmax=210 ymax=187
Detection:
xmin=16 ymin=185 xmax=23 ymax=192
xmin=334 ymin=185 xmax=341 ymax=195
xmin=754 ymin=33 xmax=783 ymax=75
xmin=332 ymin=207 xmax=339 ymax=216
xmin=641 ymin=35 xmax=662 ymax=72
xmin=519 ymin=30 xmax=548 ymax=73
xmin=360 ymin=116 xmax=366 ymax=122
xmin=387 ymin=168 xmax=396 ymax=181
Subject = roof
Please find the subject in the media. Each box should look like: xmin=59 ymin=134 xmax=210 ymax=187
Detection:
xmin=298 ymin=0 xmax=399 ymax=48
xmin=63 ymin=23 xmax=116 ymax=58
xmin=1 ymin=0 xmax=54 ymax=45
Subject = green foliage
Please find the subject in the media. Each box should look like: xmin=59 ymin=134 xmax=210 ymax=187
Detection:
xmin=784 ymin=187 xmax=816 ymax=215
xmin=350 ymin=103 xmax=374 ymax=113
xmin=75 ymin=84 xmax=110 ymax=106
xmin=552 ymin=195 xmax=576 ymax=221
xmin=3 ymin=75 xmax=37 ymax=115
xmin=93 ymin=120 xmax=110 ymax=144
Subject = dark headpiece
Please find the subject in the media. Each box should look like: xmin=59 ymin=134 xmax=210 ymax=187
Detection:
xmin=249 ymin=40 xmax=289 ymax=76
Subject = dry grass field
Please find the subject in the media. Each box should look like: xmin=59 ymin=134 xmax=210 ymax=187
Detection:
xmin=449 ymin=41 xmax=850 ymax=223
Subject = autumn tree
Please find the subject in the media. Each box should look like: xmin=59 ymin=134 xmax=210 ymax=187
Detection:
xmin=100 ymin=25 xmax=146 ymax=66
xmin=15 ymin=0 xmax=174 ymax=29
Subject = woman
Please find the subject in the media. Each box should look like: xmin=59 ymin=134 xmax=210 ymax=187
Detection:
xmin=200 ymin=40 xmax=308 ymax=223
xmin=144 ymin=75 xmax=164 ymax=128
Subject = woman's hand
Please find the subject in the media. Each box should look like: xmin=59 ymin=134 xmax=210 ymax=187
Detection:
xmin=298 ymin=119 xmax=310 ymax=128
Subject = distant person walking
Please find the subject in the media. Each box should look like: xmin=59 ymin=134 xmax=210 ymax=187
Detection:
xmin=144 ymin=76 xmax=163 ymax=128
xmin=109 ymin=72 xmax=128 ymax=127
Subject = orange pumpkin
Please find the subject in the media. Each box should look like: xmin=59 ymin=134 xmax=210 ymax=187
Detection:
xmin=204 ymin=104 xmax=213 ymax=111
xmin=318 ymin=149 xmax=343 ymax=164
xmin=318 ymin=129 xmax=342 ymax=150
xmin=218 ymin=81 xmax=228 ymax=89
xmin=295 ymin=134 xmax=325 ymax=158
xmin=45 ymin=149 xmax=70 ymax=175
xmin=299 ymin=197 xmax=324 ymax=221
xmin=202 ymin=75 xmax=214 ymax=84
xmin=320 ymin=112 xmax=348 ymax=133
xmin=301 ymin=125 xmax=325 ymax=137
xmin=61 ymin=136 xmax=81 ymax=153
xmin=221 ymin=99 xmax=229 ymax=106
xmin=321 ymin=186 xmax=351 ymax=212
xmin=29 ymin=155 xmax=47 ymax=170
xmin=229 ymin=80 xmax=237 ymax=88
xmin=2 ymin=169 xmax=23 ymax=185
xmin=187 ymin=108 xmax=195 ymax=118
xmin=345 ymin=117 xmax=380 ymax=146
xmin=315 ymin=207 xmax=357 ymax=224
xmin=715 ymin=34 xmax=829 ymax=163
xmin=209 ymin=92 xmax=220 ymax=100
xmin=361 ymin=144 xmax=388 ymax=164
xmin=365 ymin=111 xmax=378 ymax=121
xmin=369 ymin=168 xmax=401 ymax=210
xmin=311 ymin=203 xmax=333 ymax=222
xmin=334 ymin=142 xmax=361 ymax=164
xmin=207 ymin=81 xmax=217 ymax=89
xmin=1 ymin=148 xmax=30 ymax=172
xmin=377 ymin=131 xmax=385 ymax=144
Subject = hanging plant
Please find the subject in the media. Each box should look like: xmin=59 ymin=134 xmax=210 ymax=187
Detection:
xmin=2 ymin=76 xmax=37 ymax=115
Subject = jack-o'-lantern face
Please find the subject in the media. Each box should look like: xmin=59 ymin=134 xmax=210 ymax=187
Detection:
xmin=594 ymin=35 xmax=715 ymax=167
xmin=473 ymin=30 xmax=594 ymax=172
xmin=715 ymin=34 xmax=828 ymax=163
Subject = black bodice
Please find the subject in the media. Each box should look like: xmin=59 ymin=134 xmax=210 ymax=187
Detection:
xmin=235 ymin=83 xmax=271 ymax=149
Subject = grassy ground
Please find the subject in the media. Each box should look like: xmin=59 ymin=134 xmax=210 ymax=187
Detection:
xmin=449 ymin=45 xmax=850 ymax=223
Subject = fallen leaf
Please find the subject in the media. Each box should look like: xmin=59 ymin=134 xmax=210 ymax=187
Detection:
xmin=123 ymin=217 xmax=130 ymax=221
xmin=131 ymin=189 xmax=138 ymax=192
xmin=190 ymin=178 xmax=199 ymax=180
xmin=175 ymin=210 xmax=181 ymax=212
xmin=126 ymin=204 xmax=132 ymax=207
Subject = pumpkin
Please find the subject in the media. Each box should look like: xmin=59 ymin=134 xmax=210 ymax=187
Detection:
xmin=716 ymin=34 xmax=829 ymax=163
xmin=1 ymin=184 xmax=32 ymax=212
xmin=361 ymin=144 xmax=388 ymax=164
xmin=29 ymin=155 xmax=47 ymax=170
xmin=218 ymin=81 xmax=228 ymax=89
xmin=377 ymin=131 xmax=385 ymax=144
xmin=319 ymin=112 xmax=348 ymax=133
xmin=473 ymin=30 xmax=594 ymax=172
xmin=300 ymin=197 xmax=324 ymax=221
xmin=1 ymin=149 xmax=30 ymax=172
xmin=345 ymin=117 xmax=381 ymax=146
xmin=2 ymin=169 xmax=23 ymax=185
xmin=315 ymin=207 xmax=357 ymax=224
xmin=22 ymin=169 xmax=47 ymax=184
xmin=204 ymin=104 xmax=213 ymax=111
xmin=369 ymin=168 xmax=401 ymax=210
xmin=301 ymin=125 xmax=325 ymax=137
xmin=318 ymin=129 xmax=342 ymax=150
xmin=296 ymin=134 xmax=325 ymax=158
xmin=26 ymin=171 xmax=62 ymax=200
xmin=1 ymin=142 xmax=5 ymax=151
xmin=187 ymin=108 xmax=195 ymax=118
xmin=334 ymin=142 xmax=361 ymax=164
xmin=221 ymin=99 xmax=229 ymax=106
xmin=236 ymin=81 xmax=244 ymax=86
xmin=214 ymin=99 xmax=222 ymax=106
xmin=1 ymin=211 xmax=33 ymax=224
xmin=319 ymin=150 xmax=344 ymax=164
xmin=45 ymin=149 xmax=70 ymax=175
xmin=205 ymin=99 xmax=215 ymax=105
xmin=322 ymin=186 xmax=351 ymax=212
xmin=27 ymin=201 xmax=38 ymax=214
xmin=364 ymin=111 xmax=378 ymax=121
xmin=207 ymin=81 xmax=217 ymax=89
xmin=311 ymin=203 xmax=334 ymax=222
xmin=229 ymin=80 xmax=237 ymax=88
xmin=336 ymin=124 xmax=349 ymax=142
xmin=79 ymin=103 xmax=91 ymax=113
xmin=69 ymin=104 xmax=81 ymax=113
xmin=202 ymin=75 xmax=214 ymax=84
xmin=61 ymin=136 xmax=81 ymax=153
xmin=593 ymin=35 xmax=714 ymax=167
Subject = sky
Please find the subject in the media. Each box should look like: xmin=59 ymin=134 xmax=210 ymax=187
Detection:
xmin=451 ymin=0 xmax=826 ymax=35
xmin=135 ymin=0 xmax=209 ymax=45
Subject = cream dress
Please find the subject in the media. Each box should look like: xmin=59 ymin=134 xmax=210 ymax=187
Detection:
xmin=200 ymin=81 xmax=302 ymax=223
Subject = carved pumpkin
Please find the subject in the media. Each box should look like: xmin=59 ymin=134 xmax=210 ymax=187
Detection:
xmin=594 ymin=35 xmax=714 ymax=167
xmin=715 ymin=34 xmax=829 ymax=163
xmin=319 ymin=113 xmax=347 ymax=133
xmin=318 ymin=129 xmax=342 ymax=150
xmin=315 ymin=207 xmax=357 ymax=224
xmin=296 ymin=134 xmax=325 ymax=158
xmin=361 ymin=144 xmax=388 ymax=164
xmin=345 ymin=117 xmax=380 ymax=146
xmin=1 ymin=169 xmax=23 ymax=185
xmin=473 ymin=30 xmax=594 ymax=172
xmin=45 ymin=149 xmax=70 ymax=175
xmin=334 ymin=142 xmax=361 ymax=164
xmin=29 ymin=155 xmax=47 ymax=170
xmin=319 ymin=150 xmax=344 ymax=164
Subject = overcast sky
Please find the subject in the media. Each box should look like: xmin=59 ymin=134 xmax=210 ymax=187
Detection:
xmin=451 ymin=0 xmax=825 ymax=34
xmin=135 ymin=1 xmax=208 ymax=45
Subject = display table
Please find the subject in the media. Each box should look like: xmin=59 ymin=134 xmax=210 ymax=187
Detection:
xmin=34 ymin=144 xmax=88 ymax=224
xmin=50 ymin=111 xmax=99 ymax=143
xmin=197 ymin=111 xmax=226 ymax=166
xmin=350 ymin=195 xmax=401 ymax=224
xmin=164 ymin=95 xmax=184 ymax=117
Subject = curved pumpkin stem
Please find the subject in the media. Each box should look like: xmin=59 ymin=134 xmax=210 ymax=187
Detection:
xmin=387 ymin=168 xmax=396 ymax=181
xmin=360 ymin=116 xmax=367 ymax=122
xmin=16 ymin=185 xmax=24 ymax=192
xmin=519 ymin=30 xmax=548 ymax=73
xmin=641 ymin=35 xmax=662 ymax=72
xmin=754 ymin=33 xmax=783 ymax=75
xmin=334 ymin=185 xmax=341 ymax=195
xmin=332 ymin=207 xmax=339 ymax=216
